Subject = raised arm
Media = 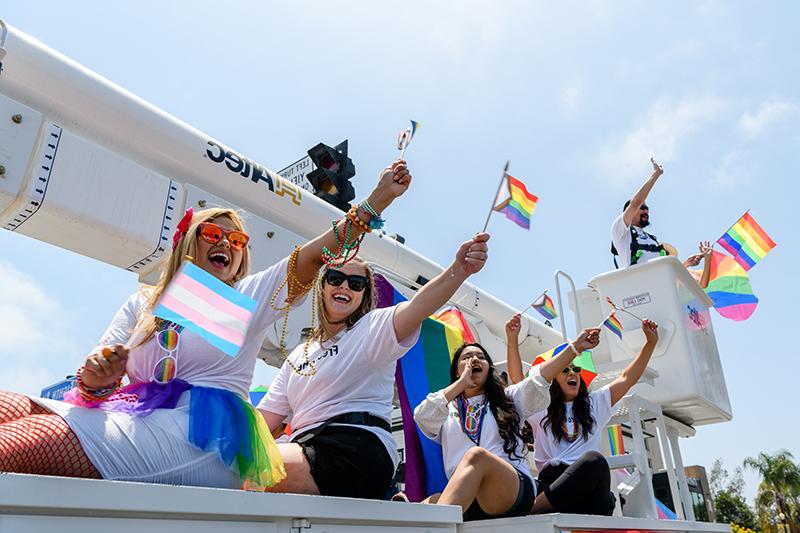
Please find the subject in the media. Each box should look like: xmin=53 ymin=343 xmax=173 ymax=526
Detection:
xmin=698 ymin=241 xmax=714 ymax=289
xmin=538 ymin=328 xmax=600 ymax=383
xmin=505 ymin=314 xmax=525 ymax=384
xmin=393 ymin=233 xmax=489 ymax=341
xmin=622 ymin=158 xmax=663 ymax=227
xmin=609 ymin=319 xmax=658 ymax=405
xmin=414 ymin=360 xmax=479 ymax=439
xmin=294 ymin=160 xmax=412 ymax=290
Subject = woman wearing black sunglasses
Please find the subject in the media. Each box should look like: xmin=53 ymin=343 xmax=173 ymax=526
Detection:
xmin=258 ymin=232 xmax=491 ymax=500
xmin=505 ymin=315 xmax=659 ymax=515
xmin=0 ymin=160 xmax=411 ymax=491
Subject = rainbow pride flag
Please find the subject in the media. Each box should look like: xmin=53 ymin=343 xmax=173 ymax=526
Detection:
xmin=493 ymin=175 xmax=538 ymax=230
xmin=154 ymin=262 xmax=257 ymax=356
xmin=608 ymin=424 xmax=625 ymax=456
xmin=532 ymin=292 xmax=558 ymax=320
xmin=375 ymin=275 xmax=473 ymax=502
xmin=603 ymin=313 xmax=623 ymax=339
xmin=704 ymin=250 xmax=759 ymax=321
xmin=717 ymin=211 xmax=776 ymax=271
xmin=530 ymin=343 xmax=597 ymax=386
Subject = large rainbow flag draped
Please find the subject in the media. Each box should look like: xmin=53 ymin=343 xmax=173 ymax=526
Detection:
xmin=704 ymin=250 xmax=759 ymax=321
xmin=375 ymin=275 xmax=474 ymax=502
xmin=717 ymin=211 xmax=776 ymax=271
xmin=154 ymin=261 xmax=257 ymax=356
xmin=493 ymin=174 xmax=538 ymax=230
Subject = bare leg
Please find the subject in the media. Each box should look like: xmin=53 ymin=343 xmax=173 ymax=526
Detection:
xmin=423 ymin=492 xmax=442 ymax=504
xmin=437 ymin=447 xmax=521 ymax=515
xmin=263 ymin=443 xmax=321 ymax=495
xmin=530 ymin=491 xmax=554 ymax=514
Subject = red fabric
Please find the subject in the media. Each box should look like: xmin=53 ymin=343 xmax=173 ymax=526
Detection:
xmin=0 ymin=391 xmax=100 ymax=478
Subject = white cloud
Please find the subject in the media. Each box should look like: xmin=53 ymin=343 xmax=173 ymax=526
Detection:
xmin=738 ymin=98 xmax=800 ymax=138
xmin=0 ymin=262 xmax=80 ymax=395
xmin=558 ymin=81 xmax=583 ymax=114
xmin=597 ymin=95 xmax=728 ymax=187
xmin=709 ymin=150 xmax=751 ymax=189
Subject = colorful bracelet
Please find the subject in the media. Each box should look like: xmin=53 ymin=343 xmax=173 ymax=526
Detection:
xmin=76 ymin=366 xmax=121 ymax=402
xmin=321 ymin=217 xmax=364 ymax=267
xmin=347 ymin=205 xmax=372 ymax=233
xmin=360 ymin=199 xmax=386 ymax=230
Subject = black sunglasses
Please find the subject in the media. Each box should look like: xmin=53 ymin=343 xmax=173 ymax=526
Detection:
xmin=323 ymin=269 xmax=369 ymax=292
xmin=561 ymin=365 xmax=582 ymax=375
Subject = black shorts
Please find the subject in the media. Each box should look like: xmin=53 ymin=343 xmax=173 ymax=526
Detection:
xmin=297 ymin=425 xmax=394 ymax=499
xmin=462 ymin=468 xmax=535 ymax=521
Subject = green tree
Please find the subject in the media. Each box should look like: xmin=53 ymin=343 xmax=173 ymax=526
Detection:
xmin=710 ymin=459 xmax=758 ymax=530
xmin=744 ymin=450 xmax=800 ymax=533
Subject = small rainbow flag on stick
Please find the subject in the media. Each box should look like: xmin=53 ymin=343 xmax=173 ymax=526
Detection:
xmin=482 ymin=161 xmax=538 ymax=232
xmin=602 ymin=312 xmax=624 ymax=339
xmin=397 ymin=120 xmax=420 ymax=160
xmin=530 ymin=291 xmax=558 ymax=320
xmin=529 ymin=343 xmax=597 ymax=386
xmin=717 ymin=211 xmax=776 ymax=271
xmin=154 ymin=262 xmax=257 ymax=357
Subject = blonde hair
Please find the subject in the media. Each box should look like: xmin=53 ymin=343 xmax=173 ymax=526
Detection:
xmin=311 ymin=258 xmax=377 ymax=344
xmin=133 ymin=207 xmax=251 ymax=347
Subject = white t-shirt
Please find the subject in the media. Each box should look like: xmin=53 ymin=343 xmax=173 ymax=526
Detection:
xmin=94 ymin=257 xmax=297 ymax=398
xmin=529 ymin=385 xmax=614 ymax=472
xmin=414 ymin=366 xmax=552 ymax=483
xmin=611 ymin=213 xmax=662 ymax=268
xmin=259 ymin=305 xmax=421 ymax=470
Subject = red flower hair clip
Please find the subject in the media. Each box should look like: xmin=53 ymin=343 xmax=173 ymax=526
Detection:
xmin=172 ymin=207 xmax=194 ymax=250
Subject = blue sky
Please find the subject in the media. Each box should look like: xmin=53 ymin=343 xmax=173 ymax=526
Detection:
xmin=2 ymin=1 xmax=798 ymax=503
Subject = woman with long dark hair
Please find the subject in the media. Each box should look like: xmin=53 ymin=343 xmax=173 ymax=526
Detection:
xmin=506 ymin=314 xmax=659 ymax=515
xmin=414 ymin=328 xmax=600 ymax=520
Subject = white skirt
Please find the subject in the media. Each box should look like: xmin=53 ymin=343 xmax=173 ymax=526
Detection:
xmin=31 ymin=392 xmax=241 ymax=488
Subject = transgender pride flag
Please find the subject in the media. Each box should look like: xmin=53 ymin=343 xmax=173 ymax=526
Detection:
xmin=154 ymin=262 xmax=257 ymax=356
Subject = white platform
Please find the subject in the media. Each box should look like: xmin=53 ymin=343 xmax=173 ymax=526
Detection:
xmin=0 ymin=474 xmax=730 ymax=533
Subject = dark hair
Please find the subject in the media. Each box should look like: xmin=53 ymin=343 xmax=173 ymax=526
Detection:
xmin=623 ymin=199 xmax=631 ymax=212
xmin=541 ymin=377 xmax=595 ymax=442
xmin=449 ymin=343 xmax=525 ymax=460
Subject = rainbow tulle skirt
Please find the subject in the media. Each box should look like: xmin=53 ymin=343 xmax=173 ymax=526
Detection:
xmin=64 ymin=380 xmax=286 ymax=489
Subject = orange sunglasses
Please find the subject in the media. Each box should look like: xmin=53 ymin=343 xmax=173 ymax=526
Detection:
xmin=197 ymin=222 xmax=250 ymax=250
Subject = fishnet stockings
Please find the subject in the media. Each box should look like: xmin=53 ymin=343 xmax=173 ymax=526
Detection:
xmin=0 ymin=391 xmax=101 ymax=478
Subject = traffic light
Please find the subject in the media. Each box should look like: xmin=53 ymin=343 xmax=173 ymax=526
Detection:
xmin=306 ymin=140 xmax=356 ymax=212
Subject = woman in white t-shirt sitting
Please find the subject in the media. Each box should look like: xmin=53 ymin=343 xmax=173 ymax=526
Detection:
xmin=258 ymin=232 xmax=491 ymax=500
xmin=506 ymin=315 xmax=659 ymax=515
xmin=414 ymin=328 xmax=601 ymax=520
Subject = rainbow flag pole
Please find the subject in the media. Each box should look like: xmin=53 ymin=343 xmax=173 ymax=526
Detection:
xmin=519 ymin=290 xmax=546 ymax=315
xmin=482 ymin=161 xmax=511 ymax=232
xmin=605 ymin=296 xmax=644 ymax=322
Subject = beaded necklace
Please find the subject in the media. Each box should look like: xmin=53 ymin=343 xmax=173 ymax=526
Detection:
xmin=561 ymin=413 xmax=581 ymax=442
xmin=270 ymin=247 xmax=318 ymax=376
xmin=456 ymin=394 xmax=489 ymax=446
